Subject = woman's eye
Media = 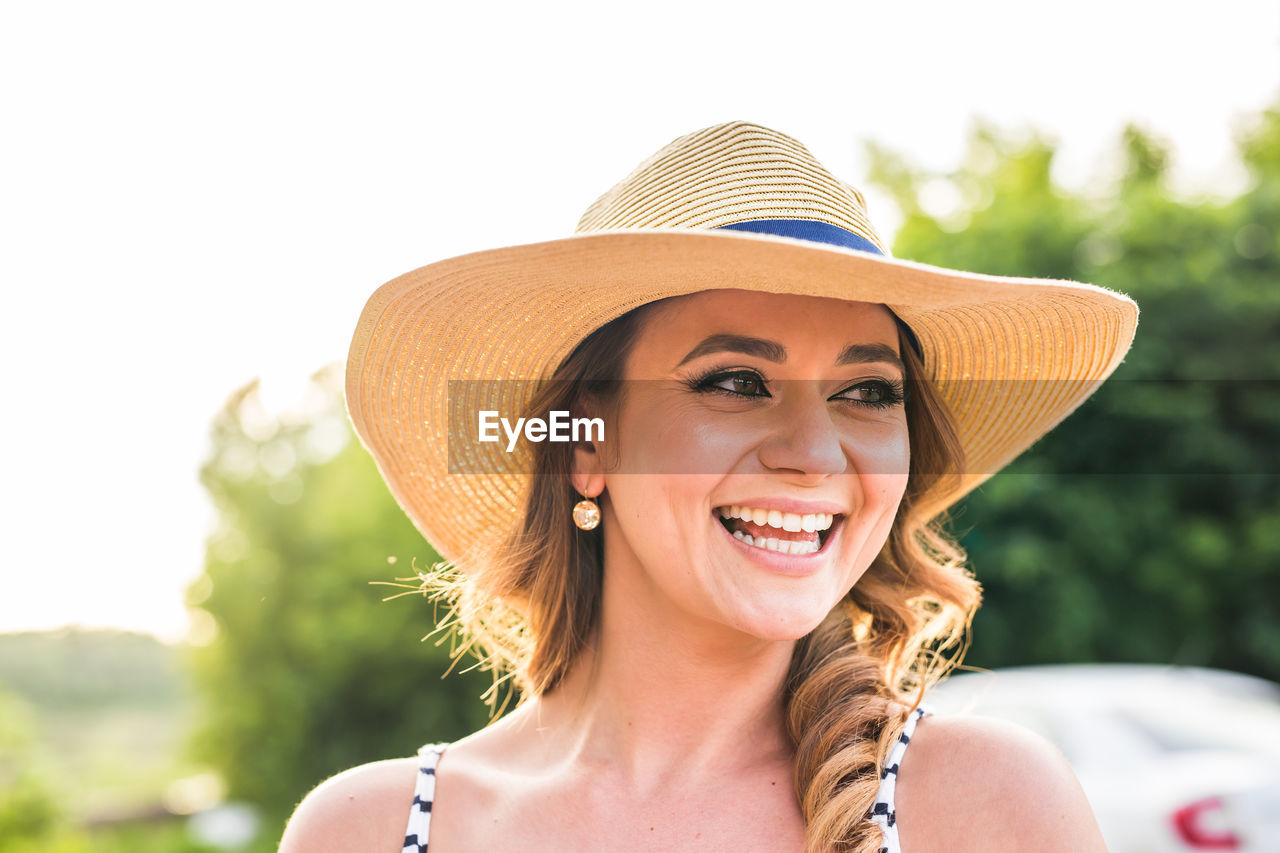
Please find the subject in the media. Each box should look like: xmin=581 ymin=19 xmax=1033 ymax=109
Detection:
xmin=836 ymin=380 xmax=905 ymax=408
xmin=698 ymin=370 xmax=770 ymax=397
xmin=692 ymin=372 xmax=903 ymax=406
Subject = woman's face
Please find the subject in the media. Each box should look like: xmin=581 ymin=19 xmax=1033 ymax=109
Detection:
xmin=578 ymin=289 xmax=912 ymax=642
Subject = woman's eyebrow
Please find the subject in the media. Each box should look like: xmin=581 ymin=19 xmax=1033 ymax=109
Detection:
xmin=837 ymin=343 xmax=904 ymax=372
xmin=676 ymin=335 xmax=904 ymax=372
xmin=677 ymin=334 xmax=785 ymax=366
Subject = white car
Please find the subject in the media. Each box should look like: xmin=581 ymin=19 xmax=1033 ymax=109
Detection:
xmin=928 ymin=664 xmax=1280 ymax=852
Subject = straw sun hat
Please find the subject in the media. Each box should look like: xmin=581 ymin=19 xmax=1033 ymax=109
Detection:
xmin=345 ymin=121 xmax=1138 ymax=567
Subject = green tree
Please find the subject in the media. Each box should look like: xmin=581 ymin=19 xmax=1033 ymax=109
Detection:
xmin=0 ymin=690 xmax=62 ymax=851
xmin=187 ymin=367 xmax=490 ymax=829
xmin=866 ymin=105 xmax=1280 ymax=679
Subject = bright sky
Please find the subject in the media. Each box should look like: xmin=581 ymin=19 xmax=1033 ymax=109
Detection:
xmin=3 ymin=1 xmax=1277 ymax=641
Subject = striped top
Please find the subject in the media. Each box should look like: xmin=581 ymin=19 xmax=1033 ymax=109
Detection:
xmin=402 ymin=742 xmax=445 ymax=853
xmin=402 ymin=707 xmax=928 ymax=853
xmin=870 ymin=706 xmax=929 ymax=853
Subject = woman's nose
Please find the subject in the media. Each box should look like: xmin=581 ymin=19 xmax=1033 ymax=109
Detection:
xmin=755 ymin=385 xmax=848 ymax=478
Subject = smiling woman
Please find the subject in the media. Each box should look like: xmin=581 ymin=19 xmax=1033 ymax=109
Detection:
xmin=280 ymin=122 xmax=1138 ymax=852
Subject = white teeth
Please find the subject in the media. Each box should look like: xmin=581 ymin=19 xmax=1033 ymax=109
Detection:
xmin=729 ymin=528 xmax=820 ymax=555
xmin=718 ymin=506 xmax=838 ymax=532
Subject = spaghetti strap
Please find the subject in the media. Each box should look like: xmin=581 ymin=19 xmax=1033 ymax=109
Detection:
xmin=870 ymin=706 xmax=928 ymax=853
xmin=403 ymin=742 xmax=448 ymax=853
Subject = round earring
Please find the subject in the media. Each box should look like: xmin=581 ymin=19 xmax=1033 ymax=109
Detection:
xmin=572 ymin=497 xmax=601 ymax=531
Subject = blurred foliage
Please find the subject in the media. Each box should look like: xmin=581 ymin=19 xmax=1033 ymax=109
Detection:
xmin=75 ymin=822 xmax=272 ymax=853
xmin=0 ymin=629 xmax=184 ymax=710
xmin=866 ymin=104 xmax=1280 ymax=680
xmin=187 ymin=366 xmax=491 ymax=829
xmin=0 ymin=630 xmax=199 ymax=829
xmin=0 ymin=689 xmax=62 ymax=849
xmin=0 ymin=818 xmax=275 ymax=853
xmin=0 ymin=632 xmax=225 ymax=848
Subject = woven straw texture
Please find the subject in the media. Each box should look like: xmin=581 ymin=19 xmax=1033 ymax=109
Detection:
xmin=346 ymin=122 xmax=1138 ymax=567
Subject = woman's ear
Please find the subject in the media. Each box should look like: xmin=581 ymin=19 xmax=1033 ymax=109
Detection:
xmin=571 ymin=442 xmax=605 ymax=499
xmin=570 ymin=396 xmax=606 ymax=498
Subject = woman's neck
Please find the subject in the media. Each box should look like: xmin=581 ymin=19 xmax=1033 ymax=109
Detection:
xmin=505 ymin=568 xmax=798 ymax=791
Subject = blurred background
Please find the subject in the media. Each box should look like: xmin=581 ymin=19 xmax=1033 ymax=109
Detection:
xmin=2 ymin=1 xmax=1278 ymax=851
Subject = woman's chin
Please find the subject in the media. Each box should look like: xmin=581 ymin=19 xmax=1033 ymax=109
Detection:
xmin=727 ymin=602 xmax=836 ymax=644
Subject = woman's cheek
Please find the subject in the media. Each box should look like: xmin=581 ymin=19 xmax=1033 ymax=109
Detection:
xmin=846 ymin=427 xmax=910 ymax=547
xmin=629 ymin=405 xmax=758 ymax=475
xmin=865 ymin=468 xmax=909 ymax=504
xmin=845 ymin=417 xmax=911 ymax=478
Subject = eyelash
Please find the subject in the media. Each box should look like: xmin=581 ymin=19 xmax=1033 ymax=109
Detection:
xmin=686 ymin=368 xmax=907 ymax=409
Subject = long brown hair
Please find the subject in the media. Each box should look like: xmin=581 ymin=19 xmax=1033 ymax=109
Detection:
xmin=430 ymin=300 xmax=980 ymax=853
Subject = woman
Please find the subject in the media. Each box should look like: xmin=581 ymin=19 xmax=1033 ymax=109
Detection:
xmin=280 ymin=122 xmax=1137 ymax=852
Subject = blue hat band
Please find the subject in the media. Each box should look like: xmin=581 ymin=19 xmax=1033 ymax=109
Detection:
xmin=713 ymin=219 xmax=923 ymax=360
xmin=716 ymin=218 xmax=885 ymax=255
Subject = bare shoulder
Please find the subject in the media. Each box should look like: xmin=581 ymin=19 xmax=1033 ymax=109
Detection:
xmin=277 ymin=756 xmax=419 ymax=853
xmin=894 ymin=713 xmax=1106 ymax=853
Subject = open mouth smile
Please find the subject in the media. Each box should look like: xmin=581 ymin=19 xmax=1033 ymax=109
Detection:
xmin=714 ymin=505 xmax=842 ymax=556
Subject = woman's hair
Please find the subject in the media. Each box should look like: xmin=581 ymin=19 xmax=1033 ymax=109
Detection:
xmin=430 ymin=301 xmax=981 ymax=853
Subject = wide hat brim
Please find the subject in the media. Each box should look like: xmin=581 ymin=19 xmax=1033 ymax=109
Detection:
xmin=346 ymin=227 xmax=1137 ymax=567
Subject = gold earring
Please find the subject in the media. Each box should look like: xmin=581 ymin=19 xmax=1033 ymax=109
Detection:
xmin=572 ymin=497 xmax=600 ymax=531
